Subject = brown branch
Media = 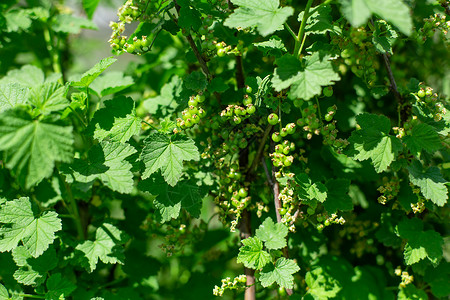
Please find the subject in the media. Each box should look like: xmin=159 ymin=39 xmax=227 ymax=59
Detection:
xmin=236 ymin=55 xmax=245 ymax=89
xmin=173 ymin=1 xmax=211 ymax=80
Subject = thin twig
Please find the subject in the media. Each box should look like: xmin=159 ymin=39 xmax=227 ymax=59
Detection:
xmin=261 ymin=158 xmax=274 ymax=188
xmin=173 ymin=1 xmax=211 ymax=79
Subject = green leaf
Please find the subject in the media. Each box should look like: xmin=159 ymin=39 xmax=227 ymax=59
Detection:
xmin=323 ymin=179 xmax=353 ymax=213
xmin=408 ymin=160 xmax=448 ymax=206
xmin=178 ymin=5 xmax=202 ymax=31
xmin=255 ymin=218 xmax=288 ymax=250
xmin=254 ymin=36 xmax=287 ymax=57
xmin=424 ymin=261 xmax=450 ymax=298
xmin=0 ymin=283 xmax=9 ymax=300
xmin=62 ymin=142 xmax=137 ymax=193
xmin=397 ymin=218 xmax=443 ymax=265
xmin=259 ymin=257 xmax=300 ymax=289
xmin=4 ymin=9 xmax=32 ymax=32
xmin=237 ymin=237 xmax=271 ymax=270
xmin=404 ymin=123 xmax=442 ymax=156
xmin=143 ymin=75 xmax=184 ymax=114
xmin=349 ymin=113 xmax=402 ymax=173
xmin=51 ymin=14 xmax=97 ymax=34
xmin=89 ymin=96 xmax=141 ymax=143
xmin=0 ymin=65 xmax=45 ymax=87
xmin=0 ymin=109 xmax=73 ymax=188
xmin=0 ymin=83 xmax=28 ymax=112
xmin=76 ymin=223 xmax=127 ymax=272
xmin=295 ymin=173 xmax=328 ymax=203
xmin=140 ymin=133 xmax=199 ymax=186
xmin=299 ymin=4 xmax=334 ymax=35
xmin=71 ymin=57 xmax=117 ymax=88
xmin=45 ymin=273 xmax=76 ymax=300
xmin=139 ymin=177 xmax=205 ymax=222
xmin=12 ymin=246 xmax=57 ymax=286
xmin=224 ymin=0 xmax=294 ymax=37
xmin=82 ymin=0 xmax=100 ymax=19
xmin=28 ymin=81 xmax=69 ymax=115
xmin=305 ymin=267 xmax=341 ymax=299
xmin=272 ymin=53 xmax=340 ymax=100
xmin=89 ymin=71 xmax=134 ymax=97
xmin=372 ymin=20 xmax=398 ymax=55
xmin=398 ymin=284 xmax=428 ymax=300
xmin=0 ymin=197 xmax=62 ymax=257
xmin=184 ymin=71 xmax=207 ymax=91
xmin=339 ymin=0 xmax=412 ymax=36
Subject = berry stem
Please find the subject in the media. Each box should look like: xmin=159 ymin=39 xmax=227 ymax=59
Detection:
xmin=294 ymin=0 xmax=314 ymax=58
xmin=284 ymin=22 xmax=298 ymax=41
xmin=43 ymin=25 xmax=63 ymax=84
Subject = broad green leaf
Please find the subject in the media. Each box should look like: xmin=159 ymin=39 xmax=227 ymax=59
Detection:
xmin=0 ymin=109 xmax=73 ymax=188
xmin=139 ymin=177 xmax=205 ymax=223
xmin=305 ymin=267 xmax=341 ymax=299
xmin=398 ymin=284 xmax=428 ymax=300
xmin=89 ymin=71 xmax=134 ymax=97
xmin=424 ymin=261 xmax=450 ymax=298
xmin=259 ymin=257 xmax=300 ymax=289
xmin=76 ymin=223 xmax=127 ymax=272
xmin=272 ymin=53 xmax=340 ymax=100
xmin=397 ymin=218 xmax=443 ymax=265
xmin=0 ymin=198 xmax=62 ymax=257
xmin=184 ymin=71 xmax=207 ymax=91
xmin=51 ymin=14 xmax=97 ymax=34
xmin=255 ymin=217 xmax=288 ymax=250
xmin=254 ymin=36 xmax=287 ymax=57
xmin=299 ymin=4 xmax=334 ymax=35
xmin=82 ymin=0 xmax=101 ymax=19
xmin=28 ymin=81 xmax=69 ymax=115
xmin=237 ymin=237 xmax=271 ymax=270
xmin=295 ymin=173 xmax=328 ymax=203
xmin=0 ymin=65 xmax=45 ymax=87
xmin=71 ymin=57 xmax=117 ymax=88
xmin=5 ymin=9 xmax=31 ymax=32
xmin=224 ymin=0 xmax=294 ymax=37
xmin=408 ymin=160 xmax=448 ymax=206
xmin=178 ymin=5 xmax=202 ymax=31
xmin=349 ymin=113 xmax=402 ymax=173
xmin=404 ymin=123 xmax=442 ymax=156
xmin=323 ymin=179 xmax=353 ymax=213
xmin=0 ymin=83 xmax=28 ymax=112
xmin=62 ymin=142 xmax=137 ymax=193
xmin=143 ymin=75 xmax=184 ymax=114
xmin=372 ymin=20 xmax=398 ymax=55
xmin=339 ymin=0 xmax=412 ymax=36
xmin=0 ymin=283 xmax=8 ymax=300
xmin=45 ymin=273 xmax=76 ymax=300
xmin=140 ymin=133 xmax=200 ymax=186
xmin=12 ymin=246 xmax=57 ymax=286
xmin=89 ymin=96 xmax=141 ymax=143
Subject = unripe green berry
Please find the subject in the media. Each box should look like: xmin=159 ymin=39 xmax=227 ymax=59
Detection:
xmin=267 ymin=113 xmax=279 ymax=125
xmin=272 ymin=132 xmax=282 ymax=142
xmin=245 ymin=85 xmax=252 ymax=94
xmin=217 ymin=48 xmax=226 ymax=57
xmin=323 ymin=86 xmax=333 ymax=97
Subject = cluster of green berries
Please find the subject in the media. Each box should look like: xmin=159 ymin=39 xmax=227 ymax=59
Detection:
xmin=176 ymin=93 xmax=207 ymax=129
xmin=295 ymin=104 xmax=321 ymax=140
xmin=219 ymin=102 xmax=255 ymax=125
xmin=307 ymin=210 xmax=345 ymax=232
xmin=416 ymin=85 xmax=447 ymax=122
xmin=278 ymin=185 xmax=298 ymax=232
xmin=332 ymin=27 xmax=378 ymax=86
xmin=109 ymin=0 xmax=148 ymax=54
xmin=418 ymin=13 xmax=449 ymax=43
xmin=213 ymin=275 xmax=247 ymax=297
xmin=377 ymin=176 xmax=401 ymax=205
